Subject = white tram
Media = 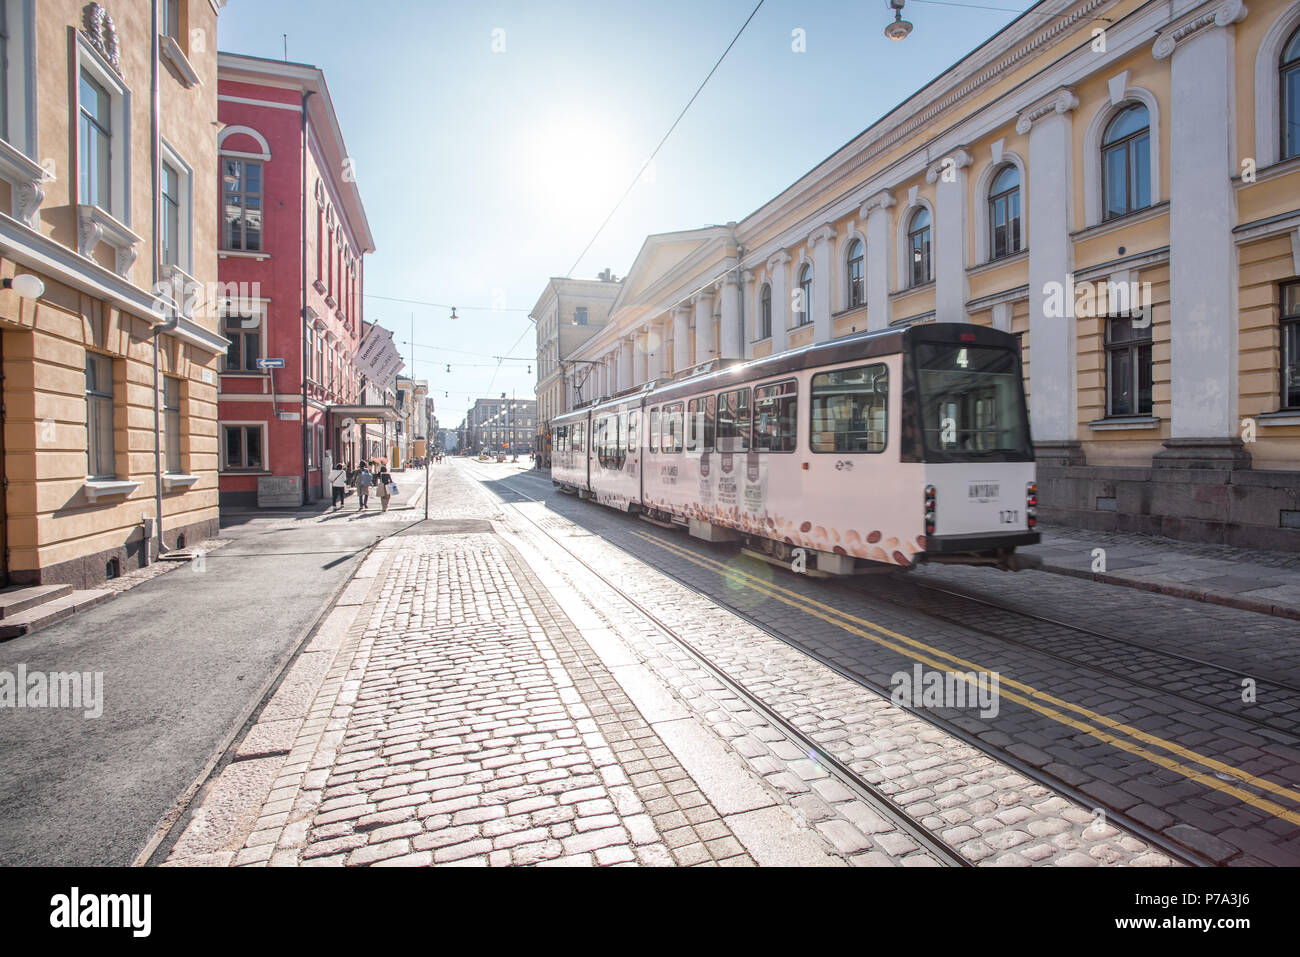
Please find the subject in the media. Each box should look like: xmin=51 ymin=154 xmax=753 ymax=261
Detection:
xmin=551 ymin=323 xmax=1039 ymax=573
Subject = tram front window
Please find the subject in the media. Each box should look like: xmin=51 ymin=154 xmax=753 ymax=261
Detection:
xmin=916 ymin=342 xmax=1030 ymax=460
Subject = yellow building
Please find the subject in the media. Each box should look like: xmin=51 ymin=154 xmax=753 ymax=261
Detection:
xmin=0 ymin=1 xmax=225 ymax=587
xmin=551 ymin=0 xmax=1300 ymax=551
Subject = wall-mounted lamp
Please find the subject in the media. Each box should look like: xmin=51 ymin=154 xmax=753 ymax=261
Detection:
xmin=3 ymin=274 xmax=45 ymax=299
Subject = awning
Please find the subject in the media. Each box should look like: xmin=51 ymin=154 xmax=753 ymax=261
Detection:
xmin=328 ymin=404 xmax=400 ymax=425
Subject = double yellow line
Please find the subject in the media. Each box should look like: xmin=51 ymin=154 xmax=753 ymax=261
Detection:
xmin=629 ymin=528 xmax=1300 ymax=827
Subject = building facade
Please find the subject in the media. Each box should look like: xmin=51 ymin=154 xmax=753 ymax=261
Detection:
xmin=215 ymin=53 xmax=378 ymax=507
xmin=0 ymin=0 xmax=227 ymax=587
xmin=531 ymin=274 xmax=621 ymax=463
xmin=543 ymin=0 xmax=1300 ymax=551
xmin=463 ymin=396 xmax=537 ymax=454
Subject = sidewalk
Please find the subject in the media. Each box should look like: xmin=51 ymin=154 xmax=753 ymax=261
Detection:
xmin=1018 ymin=525 xmax=1300 ymax=621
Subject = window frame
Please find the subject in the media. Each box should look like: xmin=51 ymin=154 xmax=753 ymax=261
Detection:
xmin=846 ymin=239 xmax=865 ymax=309
xmin=163 ymin=374 xmax=183 ymax=474
xmin=751 ymin=378 xmax=798 ymax=453
xmin=75 ymin=34 xmax=130 ymax=223
xmin=908 ymin=208 xmax=932 ymax=288
xmin=988 ymin=164 xmax=1022 ymax=261
xmin=1101 ymin=103 xmax=1151 ymax=222
xmin=85 ymin=351 xmax=116 ymax=480
xmin=795 ymin=265 xmax=812 ymax=328
xmin=758 ymin=283 xmax=772 ymax=340
xmin=221 ymin=422 xmax=266 ymax=472
xmin=222 ymin=307 xmax=263 ymax=373
xmin=1283 ymin=25 xmax=1300 ymax=161
xmin=221 ymin=156 xmax=264 ymax=252
xmin=716 ymin=387 xmax=752 ymax=453
xmin=808 ymin=363 xmax=890 ymax=455
xmin=661 ymin=401 xmax=684 ymax=453
xmin=1281 ymin=281 xmax=1300 ymax=410
xmin=1104 ymin=313 xmax=1154 ymax=417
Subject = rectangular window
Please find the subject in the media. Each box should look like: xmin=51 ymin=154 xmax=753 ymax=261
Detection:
xmin=648 ymin=407 xmax=659 ymax=452
xmin=1282 ymin=282 xmax=1300 ymax=409
xmin=161 ymin=0 xmax=181 ymax=40
xmin=79 ymin=70 xmax=112 ymax=208
xmin=917 ymin=343 xmax=1030 ymax=458
xmin=222 ymin=158 xmax=263 ymax=251
xmin=315 ymin=332 xmax=324 ymax=384
xmin=660 ymin=403 xmax=683 ymax=453
xmin=575 ymin=307 xmax=588 ymax=325
xmin=686 ymin=395 xmax=715 ymax=452
xmin=85 ymin=352 xmax=115 ymax=479
xmin=572 ymin=421 xmax=584 ymax=453
xmin=163 ymin=376 xmax=182 ymax=473
xmin=1106 ymin=315 xmax=1153 ymax=416
xmin=810 ymin=364 xmax=888 ymax=453
xmin=716 ymin=388 xmax=751 ymax=452
xmin=753 ymin=380 xmax=797 ymax=452
xmin=223 ymin=311 xmax=260 ymax=371
xmin=223 ymin=424 xmax=263 ymax=470
xmin=160 ymin=159 xmax=180 ymax=267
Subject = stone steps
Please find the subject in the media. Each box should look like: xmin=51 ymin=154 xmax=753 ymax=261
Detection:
xmin=0 ymin=587 xmax=115 ymax=640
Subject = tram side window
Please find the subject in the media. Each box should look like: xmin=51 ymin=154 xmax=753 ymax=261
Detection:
xmin=716 ymin=388 xmax=751 ymax=452
xmin=686 ymin=395 xmax=716 ymax=452
xmin=648 ymin=407 xmax=659 ymax=452
xmin=753 ymin=380 xmax=797 ymax=452
xmin=626 ymin=410 xmax=637 ymax=458
xmin=810 ymin=364 xmax=888 ymax=453
xmin=662 ymin=402 xmax=684 ymax=453
xmin=555 ymin=425 xmax=568 ymax=452
xmin=572 ymin=421 xmax=584 ymax=453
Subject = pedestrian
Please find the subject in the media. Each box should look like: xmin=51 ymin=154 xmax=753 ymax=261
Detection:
xmin=355 ymin=463 xmax=373 ymax=510
xmin=376 ymin=464 xmax=395 ymax=513
xmin=329 ymin=461 xmax=347 ymax=510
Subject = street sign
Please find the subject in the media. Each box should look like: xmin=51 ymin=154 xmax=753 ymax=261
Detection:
xmin=277 ymin=411 xmax=300 ymax=421
xmin=257 ymin=357 xmax=285 ymax=369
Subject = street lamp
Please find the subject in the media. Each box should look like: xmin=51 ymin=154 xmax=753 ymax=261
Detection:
xmin=885 ymin=0 xmax=913 ymax=40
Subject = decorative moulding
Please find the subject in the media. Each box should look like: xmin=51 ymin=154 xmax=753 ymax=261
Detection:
xmin=83 ymin=479 xmax=140 ymax=503
xmin=160 ymin=35 xmax=201 ymax=88
xmin=925 ymin=147 xmax=973 ymax=184
xmin=162 ymin=473 xmax=200 ymax=491
xmin=0 ymin=140 xmax=49 ymax=227
xmin=78 ymin=204 xmax=142 ymax=280
xmin=1015 ymin=86 xmax=1079 ymax=134
xmin=808 ymin=224 xmax=837 ymax=246
xmin=81 ymin=3 xmax=122 ymax=78
xmin=858 ymin=189 xmax=895 ymax=219
xmin=1152 ymin=0 xmax=1247 ymax=59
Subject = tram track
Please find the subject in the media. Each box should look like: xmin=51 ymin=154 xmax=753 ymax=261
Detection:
xmin=463 ymin=463 xmax=971 ymax=867
xmin=464 ymin=464 xmax=1225 ymax=865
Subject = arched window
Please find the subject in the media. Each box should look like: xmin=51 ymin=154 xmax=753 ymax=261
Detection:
xmin=988 ymin=164 xmax=1021 ymax=259
xmin=1284 ymin=26 xmax=1300 ymax=160
xmin=759 ymin=283 xmax=772 ymax=339
xmin=846 ymin=239 xmax=865 ymax=308
xmin=908 ymin=208 xmax=931 ymax=287
xmin=1102 ymin=103 xmax=1150 ymax=220
xmin=797 ymin=265 xmax=812 ymax=326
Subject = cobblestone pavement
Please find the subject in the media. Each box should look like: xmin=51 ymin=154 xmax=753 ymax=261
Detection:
xmin=467 ymin=461 xmax=1300 ymax=865
xmin=459 ymin=462 xmax=1177 ymax=866
xmin=169 ymin=472 xmax=859 ymax=866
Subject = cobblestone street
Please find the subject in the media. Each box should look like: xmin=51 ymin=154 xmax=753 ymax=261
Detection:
xmin=159 ymin=458 xmax=1300 ymax=867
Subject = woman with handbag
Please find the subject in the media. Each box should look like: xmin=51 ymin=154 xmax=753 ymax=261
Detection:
xmin=376 ymin=465 xmax=395 ymax=513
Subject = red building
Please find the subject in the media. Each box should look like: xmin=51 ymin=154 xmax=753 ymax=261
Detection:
xmin=215 ymin=53 xmax=384 ymax=507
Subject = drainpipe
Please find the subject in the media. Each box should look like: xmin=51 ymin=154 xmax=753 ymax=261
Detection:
xmin=149 ymin=0 xmax=174 ymax=561
xmin=300 ymin=90 xmax=315 ymax=505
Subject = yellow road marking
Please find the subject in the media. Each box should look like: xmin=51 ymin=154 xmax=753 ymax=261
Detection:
xmin=628 ymin=528 xmax=1300 ymax=825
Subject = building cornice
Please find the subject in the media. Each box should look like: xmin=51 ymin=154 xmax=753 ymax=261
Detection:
xmin=1151 ymin=0 xmax=1247 ymax=59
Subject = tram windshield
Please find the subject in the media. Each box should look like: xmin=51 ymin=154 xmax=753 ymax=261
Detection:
xmin=915 ymin=342 xmax=1031 ymax=460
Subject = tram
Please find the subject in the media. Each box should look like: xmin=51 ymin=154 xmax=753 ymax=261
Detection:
xmin=551 ymin=323 xmax=1038 ymax=574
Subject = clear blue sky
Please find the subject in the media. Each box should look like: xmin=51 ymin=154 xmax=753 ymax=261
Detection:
xmin=218 ymin=0 xmax=1028 ymax=427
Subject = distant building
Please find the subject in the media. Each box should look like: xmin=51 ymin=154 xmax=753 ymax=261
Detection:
xmin=464 ymin=397 xmax=537 ymax=454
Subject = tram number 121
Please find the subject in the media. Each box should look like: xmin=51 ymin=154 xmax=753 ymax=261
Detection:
xmin=998 ymin=509 xmax=1020 ymax=524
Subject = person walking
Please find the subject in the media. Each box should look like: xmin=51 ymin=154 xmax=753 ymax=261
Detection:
xmin=354 ymin=463 xmax=373 ymax=510
xmin=329 ymin=462 xmax=348 ymax=510
xmin=376 ymin=464 xmax=394 ymax=513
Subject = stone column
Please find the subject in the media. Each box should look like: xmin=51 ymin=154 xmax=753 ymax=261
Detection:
xmin=809 ymin=225 xmax=836 ymax=342
xmin=1152 ymin=1 xmax=1250 ymax=467
xmin=720 ymin=275 xmax=743 ymax=360
xmin=766 ymin=252 xmax=791 ymax=353
xmin=740 ymin=271 xmax=755 ymax=359
xmin=645 ymin=321 xmax=663 ymax=381
xmin=672 ymin=306 xmax=691 ymax=374
xmin=859 ymin=190 xmax=895 ymax=331
xmin=634 ymin=328 xmax=649 ymax=385
xmin=693 ymin=290 xmax=714 ymax=366
xmin=618 ymin=337 xmax=633 ymax=390
xmin=1019 ymin=87 xmax=1082 ymax=464
xmin=926 ymin=148 xmax=973 ymax=321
